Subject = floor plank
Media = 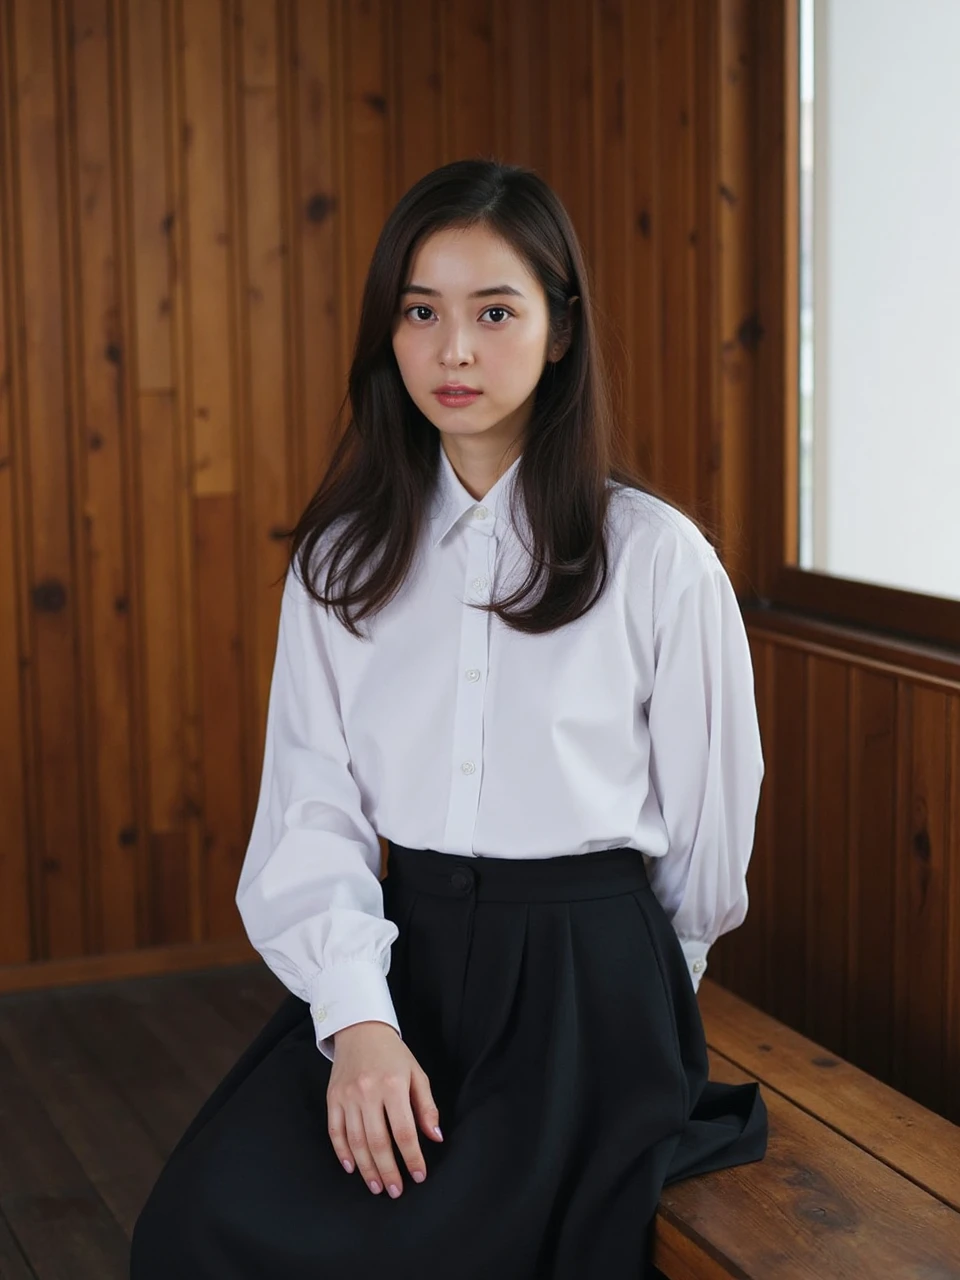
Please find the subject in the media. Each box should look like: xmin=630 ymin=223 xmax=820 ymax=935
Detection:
xmin=0 ymin=1209 xmax=35 ymax=1279
xmin=0 ymin=1017 xmax=130 ymax=1277
xmin=0 ymin=962 xmax=293 ymax=1277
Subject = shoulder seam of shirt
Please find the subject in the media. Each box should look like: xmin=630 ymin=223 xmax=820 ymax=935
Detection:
xmin=651 ymin=549 xmax=726 ymax=634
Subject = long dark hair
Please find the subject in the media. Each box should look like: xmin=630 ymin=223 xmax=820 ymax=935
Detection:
xmin=282 ymin=158 xmax=712 ymax=640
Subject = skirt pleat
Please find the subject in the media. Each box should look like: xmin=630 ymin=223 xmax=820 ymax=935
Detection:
xmin=130 ymin=844 xmax=767 ymax=1279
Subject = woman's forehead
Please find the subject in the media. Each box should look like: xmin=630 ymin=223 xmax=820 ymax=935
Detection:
xmin=405 ymin=225 xmax=537 ymax=294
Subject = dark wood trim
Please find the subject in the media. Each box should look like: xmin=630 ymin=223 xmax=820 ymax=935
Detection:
xmin=0 ymin=936 xmax=259 ymax=995
xmin=765 ymin=569 xmax=960 ymax=653
xmin=743 ymin=605 xmax=960 ymax=687
xmin=750 ymin=0 xmax=960 ymax=651
xmin=751 ymin=0 xmax=795 ymax=599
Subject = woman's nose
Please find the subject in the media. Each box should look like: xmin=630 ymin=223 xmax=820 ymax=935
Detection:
xmin=439 ymin=326 xmax=474 ymax=367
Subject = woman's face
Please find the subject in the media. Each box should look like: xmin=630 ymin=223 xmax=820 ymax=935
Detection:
xmin=391 ymin=224 xmax=564 ymax=450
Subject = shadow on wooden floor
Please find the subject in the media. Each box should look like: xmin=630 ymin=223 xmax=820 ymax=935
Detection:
xmin=0 ymin=962 xmax=287 ymax=1279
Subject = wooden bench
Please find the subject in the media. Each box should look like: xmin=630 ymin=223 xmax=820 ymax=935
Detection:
xmin=652 ymin=981 xmax=960 ymax=1279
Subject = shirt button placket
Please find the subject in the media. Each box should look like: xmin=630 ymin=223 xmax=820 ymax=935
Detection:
xmin=445 ymin=505 xmax=494 ymax=852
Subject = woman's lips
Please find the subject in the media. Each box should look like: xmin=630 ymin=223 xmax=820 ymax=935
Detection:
xmin=433 ymin=390 xmax=482 ymax=407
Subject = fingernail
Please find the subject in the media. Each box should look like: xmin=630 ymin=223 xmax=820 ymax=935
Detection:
xmin=387 ymin=1183 xmax=401 ymax=1198
xmin=434 ymin=1126 xmax=443 ymax=1140
xmin=412 ymin=1170 xmax=425 ymax=1183
xmin=368 ymin=1179 xmax=382 ymax=1194
xmin=341 ymin=1158 xmax=354 ymax=1173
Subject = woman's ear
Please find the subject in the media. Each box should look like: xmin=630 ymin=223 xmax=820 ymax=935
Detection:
xmin=547 ymin=295 xmax=580 ymax=363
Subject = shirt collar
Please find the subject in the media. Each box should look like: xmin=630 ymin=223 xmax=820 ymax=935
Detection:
xmin=428 ymin=445 xmax=527 ymax=547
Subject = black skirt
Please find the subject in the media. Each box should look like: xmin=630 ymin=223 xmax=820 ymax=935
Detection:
xmin=130 ymin=843 xmax=767 ymax=1279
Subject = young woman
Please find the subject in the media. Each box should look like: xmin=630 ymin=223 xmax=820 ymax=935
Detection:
xmin=130 ymin=158 xmax=768 ymax=1279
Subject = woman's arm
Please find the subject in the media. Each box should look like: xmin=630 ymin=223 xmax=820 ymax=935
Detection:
xmin=236 ymin=564 xmax=400 ymax=1060
xmin=643 ymin=557 xmax=765 ymax=989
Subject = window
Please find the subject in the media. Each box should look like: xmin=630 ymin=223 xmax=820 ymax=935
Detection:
xmin=753 ymin=0 xmax=960 ymax=650
xmin=797 ymin=0 xmax=960 ymax=604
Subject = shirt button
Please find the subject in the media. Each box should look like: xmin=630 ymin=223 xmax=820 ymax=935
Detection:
xmin=692 ymin=960 xmax=705 ymax=974
xmin=461 ymin=761 xmax=476 ymax=775
xmin=472 ymin=576 xmax=488 ymax=589
xmin=314 ymin=1004 xmax=328 ymax=1023
xmin=465 ymin=669 xmax=480 ymax=682
xmin=473 ymin=506 xmax=489 ymax=520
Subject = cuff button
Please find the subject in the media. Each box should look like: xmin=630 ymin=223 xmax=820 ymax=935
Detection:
xmin=314 ymin=1004 xmax=328 ymax=1023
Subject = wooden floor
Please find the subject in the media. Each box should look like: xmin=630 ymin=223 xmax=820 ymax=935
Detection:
xmin=0 ymin=961 xmax=288 ymax=1279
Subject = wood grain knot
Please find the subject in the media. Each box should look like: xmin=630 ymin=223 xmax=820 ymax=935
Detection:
xmin=737 ymin=312 xmax=764 ymax=351
xmin=32 ymin=580 xmax=67 ymax=613
xmin=306 ymin=192 xmax=336 ymax=224
xmin=913 ymin=827 xmax=932 ymax=862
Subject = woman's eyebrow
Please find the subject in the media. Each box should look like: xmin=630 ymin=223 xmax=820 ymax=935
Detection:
xmin=399 ymin=284 xmax=525 ymax=299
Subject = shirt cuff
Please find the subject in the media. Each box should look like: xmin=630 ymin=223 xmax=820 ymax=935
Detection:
xmin=308 ymin=961 xmax=402 ymax=1062
xmin=679 ymin=939 xmax=710 ymax=993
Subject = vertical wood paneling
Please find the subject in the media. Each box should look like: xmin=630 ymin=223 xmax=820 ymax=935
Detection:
xmin=592 ymin=0 xmax=629 ymax=440
xmin=235 ymin=0 xmax=290 ymax=835
xmin=445 ymin=0 xmax=495 ymax=161
xmin=138 ymin=385 xmax=192 ymax=946
xmin=896 ymin=686 xmax=949 ymax=1111
xmin=290 ymin=0 xmax=341 ymax=505
xmin=544 ymin=0 xmax=593 ymax=254
xmin=129 ymin=1 xmax=173 ymax=389
xmin=339 ymin=0 xmax=390 ymax=348
xmin=2 ymin=0 xmax=959 ymax=1128
xmin=492 ymin=0 xmax=549 ymax=170
xmin=181 ymin=0 xmax=234 ymax=497
xmin=769 ymin=646 xmax=807 ymax=1029
xmin=127 ymin=0 xmax=194 ymax=946
xmin=721 ymin=627 xmax=960 ymax=1123
xmin=0 ymin=0 xmax=32 ymax=967
xmin=625 ymin=0 xmax=658 ymax=479
xmin=167 ymin=0 xmax=208 ymax=944
xmin=656 ymin=0 xmax=698 ymax=505
xmin=392 ymin=0 xmax=443 ymax=196
xmin=848 ymin=669 xmax=897 ymax=1079
xmin=71 ymin=0 xmax=140 ymax=953
xmin=194 ymin=492 xmax=246 ymax=940
xmin=184 ymin=0 xmax=247 ymax=939
xmin=17 ymin=0 xmax=88 ymax=959
xmin=804 ymin=657 xmax=849 ymax=1052
xmin=713 ymin=0 xmax=754 ymax=583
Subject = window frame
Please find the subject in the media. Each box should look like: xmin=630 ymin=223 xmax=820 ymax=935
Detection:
xmin=751 ymin=0 xmax=960 ymax=652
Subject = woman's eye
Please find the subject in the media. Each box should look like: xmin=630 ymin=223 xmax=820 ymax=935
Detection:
xmin=407 ymin=305 xmax=434 ymax=322
xmin=482 ymin=307 xmax=511 ymax=324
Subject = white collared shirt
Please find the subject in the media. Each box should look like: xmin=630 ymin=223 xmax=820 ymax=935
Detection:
xmin=236 ymin=447 xmax=765 ymax=1060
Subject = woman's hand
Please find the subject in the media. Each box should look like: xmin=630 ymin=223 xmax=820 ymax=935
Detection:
xmin=327 ymin=1021 xmax=443 ymax=1198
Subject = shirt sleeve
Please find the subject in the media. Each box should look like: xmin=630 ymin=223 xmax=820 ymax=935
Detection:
xmin=235 ymin=564 xmax=401 ymax=1061
xmin=643 ymin=555 xmax=764 ymax=992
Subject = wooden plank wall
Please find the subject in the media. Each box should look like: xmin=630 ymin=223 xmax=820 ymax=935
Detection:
xmin=0 ymin=0 xmax=742 ymax=975
xmin=711 ymin=625 xmax=960 ymax=1125
xmin=1 ymin=0 xmax=957 ymax=1125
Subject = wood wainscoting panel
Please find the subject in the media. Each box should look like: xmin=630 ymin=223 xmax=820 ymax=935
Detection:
xmin=713 ymin=619 xmax=960 ymax=1124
